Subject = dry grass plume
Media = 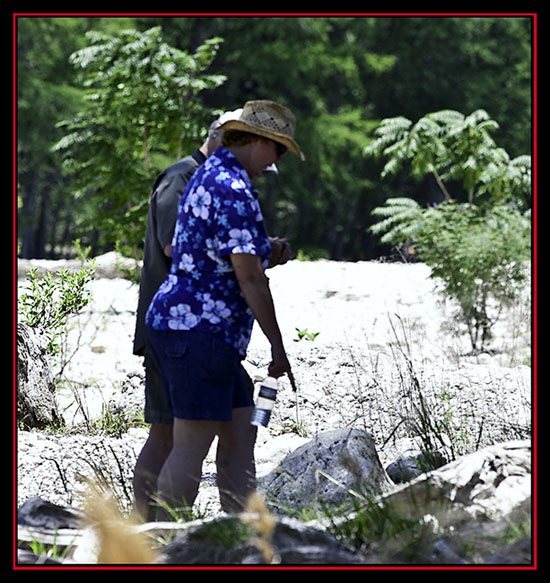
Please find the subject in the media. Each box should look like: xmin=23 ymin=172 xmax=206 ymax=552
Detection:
xmin=242 ymin=491 xmax=280 ymax=564
xmin=83 ymin=484 xmax=159 ymax=564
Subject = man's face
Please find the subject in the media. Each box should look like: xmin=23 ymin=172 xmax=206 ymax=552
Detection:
xmin=247 ymin=139 xmax=285 ymax=179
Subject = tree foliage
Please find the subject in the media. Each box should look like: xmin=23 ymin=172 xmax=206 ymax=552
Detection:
xmin=366 ymin=109 xmax=531 ymax=207
xmin=17 ymin=17 xmax=91 ymax=258
xmin=366 ymin=109 xmax=531 ymax=353
xmin=416 ymin=202 xmax=530 ymax=353
xmin=52 ymin=26 xmax=225 ymax=255
xmin=16 ymin=15 xmax=533 ymax=260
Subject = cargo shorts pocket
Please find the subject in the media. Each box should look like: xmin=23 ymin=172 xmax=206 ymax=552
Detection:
xmin=164 ymin=344 xmax=188 ymax=359
xmin=162 ymin=343 xmax=190 ymax=392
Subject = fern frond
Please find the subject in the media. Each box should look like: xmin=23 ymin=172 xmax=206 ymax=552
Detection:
xmin=365 ymin=116 xmax=411 ymax=158
xmin=413 ymin=116 xmax=442 ymax=137
xmin=377 ymin=116 xmax=412 ymax=134
xmin=385 ymin=197 xmax=421 ymax=208
xmin=380 ymin=156 xmax=403 ymax=177
xmin=426 ymin=109 xmax=464 ymax=125
xmin=510 ymin=155 xmax=531 ymax=169
xmin=369 ymin=197 xmax=422 ymax=244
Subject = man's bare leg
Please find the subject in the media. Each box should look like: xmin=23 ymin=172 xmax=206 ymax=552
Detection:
xmin=156 ymin=418 xmax=217 ymax=519
xmin=133 ymin=423 xmax=173 ymax=520
xmin=216 ymin=407 xmax=257 ymax=513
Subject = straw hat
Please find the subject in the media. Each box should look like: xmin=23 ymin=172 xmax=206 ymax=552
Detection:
xmin=217 ymin=100 xmax=305 ymax=161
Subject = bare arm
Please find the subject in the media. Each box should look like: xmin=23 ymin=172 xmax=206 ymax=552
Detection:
xmin=230 ymin=253 xmax=295 ymax=385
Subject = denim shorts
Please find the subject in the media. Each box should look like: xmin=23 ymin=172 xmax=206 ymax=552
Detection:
xmin=146 ymin=328 xmax=254 ymax=421
xmin=143 ymin=347 xmax=174 ymax=425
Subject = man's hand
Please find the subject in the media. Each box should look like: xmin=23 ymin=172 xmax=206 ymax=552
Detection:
xmin=268 ymin=345 xmax=296 ymax=389
xmin=268 ymin=237 xmax=292 ymax=268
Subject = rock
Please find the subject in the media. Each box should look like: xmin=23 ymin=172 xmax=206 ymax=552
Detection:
xmin=17 ymin=549 xmax=65 ymax=565
xmin=16 ymin=323 xmax=61 ymax=429
xmin=385 ymin=449 xmax=448 ymax=484
xmin=17 ymin=496 xmax=89 ymax=565
xmin=16 ymin=497 xmax=365 ymax=565
xmin=159 ymin=514 xmax=366 ymax=565
xmin=15 ymin=257 xmax=533 ymax=565
xmin=379 ymin=440 xmax=531 ymax=522
xmin=16 ymin=440 xmax=532 ymax=565
xmin=485 ymin=536 xmax=532 ymax=565
xmin=92 ymin=252 xmax=141 ymax=279
xmin=106 ymin=371 xmax=145 ymax=420
xmin=386 ymin=457 xmax=425 ymax=484
xmin=17 ymin=257 xmax=83 ymax=279
xmin=337 ymin=441 xmax=532 ymax=565
xmin=18 ymin=496 xmax=83 ymax=530
xmin=259 ymin=429 xmax=393 ymax=515
xmin=430 ymin=496 xmax=533 ymax=565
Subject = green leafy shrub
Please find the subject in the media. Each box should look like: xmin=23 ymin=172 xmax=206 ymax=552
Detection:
xmin=416 ymin=202 xmax=530 ymax=352
xmin=19 ymin=260 xmax=96 ymax=355
xmin=366 ymin=110 xmax=531 ymax=353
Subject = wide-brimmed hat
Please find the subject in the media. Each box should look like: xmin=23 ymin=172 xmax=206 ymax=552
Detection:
xmin=217 ymin=100 xmax=305 ymax=161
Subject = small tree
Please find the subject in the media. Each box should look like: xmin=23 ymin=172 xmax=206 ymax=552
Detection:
xmin=54 ymin=26 xmax=226 ymax=256
xmin=366 ymin=110 xmax=531 ymax=354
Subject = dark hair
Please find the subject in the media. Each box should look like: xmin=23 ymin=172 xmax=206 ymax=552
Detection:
xmin=222 ymin=129 xmax=267 ymax=148
xmin=222 ymin=130 xmax=287 ymax=158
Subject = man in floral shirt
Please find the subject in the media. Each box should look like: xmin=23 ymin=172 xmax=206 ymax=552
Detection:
xmin=146 ymin=146 xmax=273 ymax=357
xmin=146 ymin=100 xmax=304 ymax=516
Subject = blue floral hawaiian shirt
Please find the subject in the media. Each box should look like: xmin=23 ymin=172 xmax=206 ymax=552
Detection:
xmin=146 ymin=147 xmax=272 ymax=357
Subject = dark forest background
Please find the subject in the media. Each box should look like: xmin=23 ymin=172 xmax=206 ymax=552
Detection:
xmin=16 ymin=15 xmax=533 ymax=262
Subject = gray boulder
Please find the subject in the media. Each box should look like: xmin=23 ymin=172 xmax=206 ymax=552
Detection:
xmin=17 ymin=496 xmax=86 ymax=565
xmin=16 ymin=441 xmax=532 ymax=565
xmin=106 ymin=371 xmax=145 ymax=420
xmin=259 ymin=428 xmax=393 ymax=515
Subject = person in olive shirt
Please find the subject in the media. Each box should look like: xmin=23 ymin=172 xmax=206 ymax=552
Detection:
xmin=132 ymin=110 xmax=291 ymax=519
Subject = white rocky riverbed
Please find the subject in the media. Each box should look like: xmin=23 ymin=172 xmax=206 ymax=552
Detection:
xmin=17 ymin=254 xmax=532 ymax=517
